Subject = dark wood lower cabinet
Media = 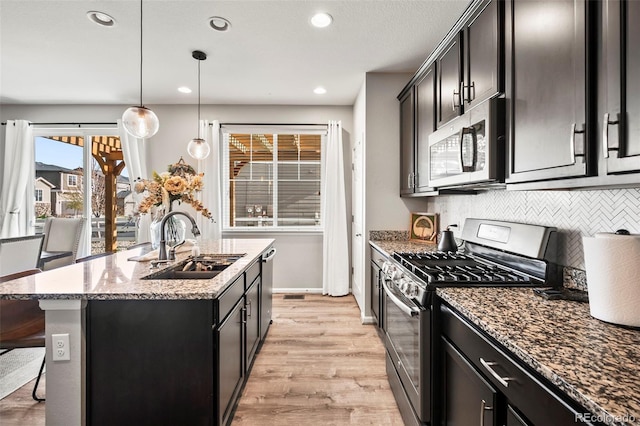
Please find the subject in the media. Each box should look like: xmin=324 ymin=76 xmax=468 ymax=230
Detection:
xmin=439 ymin=302 xmax=602 ymax=426
xmin=245 ymin=277 xmax=260 ymax=368
xmin=441 ymin=338 xmax=498 ymax=426
xmin=217 ymin=299 xmax=245 ymax=426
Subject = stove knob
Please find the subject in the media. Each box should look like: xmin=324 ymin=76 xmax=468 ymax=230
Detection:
xmin=392 ymin=269 xmax=404 ymax=280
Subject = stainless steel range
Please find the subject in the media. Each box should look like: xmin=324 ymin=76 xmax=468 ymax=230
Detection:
xmin=381 ymin=219 xmax=560 ymax=426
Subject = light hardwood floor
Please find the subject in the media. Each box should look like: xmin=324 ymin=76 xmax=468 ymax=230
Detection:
xmin=0 ymin=294 xmax=402 ymax=425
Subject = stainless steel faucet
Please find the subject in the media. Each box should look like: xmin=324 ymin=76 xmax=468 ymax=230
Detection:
xmin=158 ymin=211 xmax=201 ymax=261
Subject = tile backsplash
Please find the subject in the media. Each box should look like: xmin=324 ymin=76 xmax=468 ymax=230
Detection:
xmin=429 ymin=188 xmax=640 ymax=271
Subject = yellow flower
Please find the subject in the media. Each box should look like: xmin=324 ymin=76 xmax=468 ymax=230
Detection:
xmin=164 ymin=176 xmax=187 ymax=195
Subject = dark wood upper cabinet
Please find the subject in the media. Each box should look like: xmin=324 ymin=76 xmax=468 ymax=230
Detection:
xmin=437 ymin=36 xmax=463 ymax=128
xmin=464 ymin=0 xmax=502 ymax=109
xmin=602 ymin=0 xmax=640 ymax=174
xmin=505 ymin=0 xmax=595 ymax=183
xmin=437 ymin=0 xmax=502 ymax=130
xmin=399 ymin=88 xmax=416 ymax=195
xmin=415 ymin=65 xmax=436 ymax=193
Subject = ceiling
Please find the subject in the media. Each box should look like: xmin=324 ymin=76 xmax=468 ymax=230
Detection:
xmin=0 ymin=0 xmax=470 ymax=106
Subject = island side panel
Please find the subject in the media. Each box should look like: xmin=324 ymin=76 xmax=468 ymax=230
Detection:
xmin=86 ymin=299 xmax=214 ymax=425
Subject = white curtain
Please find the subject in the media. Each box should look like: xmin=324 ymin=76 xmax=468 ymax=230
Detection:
xmin=322 ymin=120 xmax=350 ymax=296
xmin=199 ymin=120 xmax=222 ymax=240
xmin=0 ymin=120 xmax=35 ymax=238
xmin=118 ymin=119 xmax=151 ymax=243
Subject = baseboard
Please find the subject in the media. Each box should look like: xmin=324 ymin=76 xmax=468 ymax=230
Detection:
xmin=361 ymin=315 xmax=376 ymax=325
xmin=273 ymin=288 xmax=323 ymax=294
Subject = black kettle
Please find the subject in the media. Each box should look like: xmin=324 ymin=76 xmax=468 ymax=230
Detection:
xmin=438 ymin=225 xmax=458 ymax=253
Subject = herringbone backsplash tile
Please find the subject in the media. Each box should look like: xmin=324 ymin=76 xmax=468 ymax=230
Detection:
xmin=430 ymin=188 xmax=640 ymax=270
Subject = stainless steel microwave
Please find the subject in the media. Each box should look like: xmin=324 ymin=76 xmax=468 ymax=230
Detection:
xmin=428 ymin=98 xmax=504 ymax=188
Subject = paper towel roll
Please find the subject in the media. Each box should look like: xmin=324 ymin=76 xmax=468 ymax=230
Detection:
xmin=583 ymin=233 xmax=640 ymax=327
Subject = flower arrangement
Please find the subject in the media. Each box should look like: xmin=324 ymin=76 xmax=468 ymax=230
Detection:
xmin=134 ymin=157 xmax=213 ymax=220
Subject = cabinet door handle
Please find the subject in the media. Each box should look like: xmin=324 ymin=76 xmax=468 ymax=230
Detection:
xmin=407 ymin=173 xmax=412 ymax=189
xmin=479 ymin=399 xmax=493 ymax=426
xmin=413 ymin=172 xmax=417 ymax=188
xmin=452 ymin=81 xmax=463 ymax=111
xmin=479 ymin=357 xmax=511 ymax=388
xmin=247 ymin=300 xmax=252 ymax=318
xmin=241 ymin=307 xmax=247 ymax=324
xmin=570 ymin=123 xmax=585 ymax=165
xmin=602 ymin=112 xmax=620 ymax=159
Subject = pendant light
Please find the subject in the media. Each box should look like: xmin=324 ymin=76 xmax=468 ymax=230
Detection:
xmin=187 ymin=50 xmax=211 ymax=160
xmin=122 ymin=0 xmax=159 ymax=138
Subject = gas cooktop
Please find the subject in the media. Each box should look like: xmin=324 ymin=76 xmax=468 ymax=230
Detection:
xmin=392 ymin=251 xmax=533 ymax=286
xmin=386 ymin=219 xmax=561 ymax=294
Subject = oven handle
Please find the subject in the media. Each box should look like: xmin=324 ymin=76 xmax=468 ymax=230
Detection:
xmin=382 ymin=279 xmax=420 ymax=317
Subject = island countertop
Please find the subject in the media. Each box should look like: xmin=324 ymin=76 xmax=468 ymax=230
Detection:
xmin=0 ymin=238 xmax=274 ymax=301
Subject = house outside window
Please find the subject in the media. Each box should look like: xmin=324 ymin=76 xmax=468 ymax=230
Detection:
xmin=222 ymin=126 xmax=325 ymax=230
xmin=34 ymin=188 xmax=43 ymax=202
xmin=67 ymin=174 xmax=77 ymax=187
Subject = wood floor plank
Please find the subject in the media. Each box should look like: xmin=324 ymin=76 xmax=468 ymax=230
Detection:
xmin=232 ymin=294 xmax=403 ymax=425
xmin=0 ymin=294 xmax=403 ymax=425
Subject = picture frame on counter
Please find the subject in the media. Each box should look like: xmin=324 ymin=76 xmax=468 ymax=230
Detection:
xmin=410 ymin=212 xmax=439 ymax=243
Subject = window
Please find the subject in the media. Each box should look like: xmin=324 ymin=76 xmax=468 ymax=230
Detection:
xmin=35 ymin=189 xmax=43 ymax=202
xmin=222 ymin=126 xmax=325 ymax=229
xmin=67 ymin=174 xmax=77 ymax=187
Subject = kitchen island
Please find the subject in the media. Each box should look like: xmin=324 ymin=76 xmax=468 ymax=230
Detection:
xmin=0 ymin=238 xmax=275 ymax=426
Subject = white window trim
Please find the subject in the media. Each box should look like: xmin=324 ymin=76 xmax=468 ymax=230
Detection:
xmin=35 ymin=188 xmax=43 ymax=202
xmin=67 ymin=174 xmax=78 ymax=187
xmin=221 ymin=125 xmax=327 ymax=232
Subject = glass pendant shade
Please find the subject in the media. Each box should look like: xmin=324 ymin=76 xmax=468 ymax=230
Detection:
xmin=122 ymin=106 xmax=159 ymax=139
xmin=187 ymin=137 xmax=210 ymax=160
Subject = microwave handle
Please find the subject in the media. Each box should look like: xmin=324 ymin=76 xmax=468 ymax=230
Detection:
xmin=459 ymin=126 xmax=477 ymax=172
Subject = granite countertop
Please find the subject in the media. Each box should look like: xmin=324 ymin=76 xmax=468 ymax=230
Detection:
xmin=437 ymin=287 xmax=640 ymax=426
xmin=370 ymin=239 xmax=439 ymax=256
xmin=0 ymin=238 xmax=274 ymax=301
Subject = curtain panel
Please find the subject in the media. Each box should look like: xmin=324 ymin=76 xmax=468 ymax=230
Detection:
xmin=322 ymin=120 xmax=350 ymax=296
xmin=118 ymin=119 xmax=151 ymax=243
xmin=0 ymin=120 xmax=35 ymax=238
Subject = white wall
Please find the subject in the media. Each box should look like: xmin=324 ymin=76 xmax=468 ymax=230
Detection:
xmin=1 ymin=103 xmax=352 ymax=291
xmin=358 ymin=73 xmax=429 ymax=318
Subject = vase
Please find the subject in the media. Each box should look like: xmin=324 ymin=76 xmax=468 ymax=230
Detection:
xmin=149 ymin=207 xmax=187 ymax=250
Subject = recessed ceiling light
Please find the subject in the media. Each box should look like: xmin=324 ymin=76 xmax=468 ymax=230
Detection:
xmin=209 ymin=16 xmax=231 ymax=32
xmin=87 ymin=11 xmax=116 ymax=27
xmin=314 ymin=87 xmax=327 ymax=95
xmin=310 ymin=12 xmax=332 ymax=28
xmin=178 ymin=87 xmax=192 ymax=94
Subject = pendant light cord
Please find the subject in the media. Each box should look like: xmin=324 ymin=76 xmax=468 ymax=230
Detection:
xmin=139 ymin=0 xmax=144 ymax=106
xmin=197 ymin=56 xmax=201 ymax=139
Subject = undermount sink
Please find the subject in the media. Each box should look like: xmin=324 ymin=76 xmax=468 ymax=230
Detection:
xmin=142 ymin=254 xmax=245 ymax=280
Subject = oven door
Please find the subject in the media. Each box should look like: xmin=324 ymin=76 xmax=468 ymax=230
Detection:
xmin=382 ymin=279 xmax=430 ymax=423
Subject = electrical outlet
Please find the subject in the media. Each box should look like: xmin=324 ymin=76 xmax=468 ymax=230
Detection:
xmin=52 ymin=333 xmax=70 ymax=361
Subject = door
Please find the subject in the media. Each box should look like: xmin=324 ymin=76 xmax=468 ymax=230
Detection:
xmin=415 ymin=65 xmax=436 ymax=193
xmin=506 ymin=0 xmax=593 ymax=183
xmin=437 ymin=35 xmax=463 ymax=128
xmin=351 ymin=135 xmax=365 ymax=311
xmin=245 ymin=278 xmax=260 ymax=369
xmin=441 ymin=338 xmax=498 ymax=426
xmin=400 ymin=89 xmax=416 ymax=194
xmin=464 ymin=0 xmax=501 ymax=109
xmin=602 ymin=0 xmax=640 ymax=174
xmin=217 ymin=299 xmax=244 ymax=426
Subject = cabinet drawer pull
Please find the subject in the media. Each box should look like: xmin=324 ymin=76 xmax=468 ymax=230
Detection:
xmin=480 ymin=399 xmax=492 ymax=426
xmin=602 ymin=112 xmax=620 ymax=159
xmin=480 ymin=357 xmax=511 ymax=388
xmin=247 ymin=300 xmax=252 ymax=318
